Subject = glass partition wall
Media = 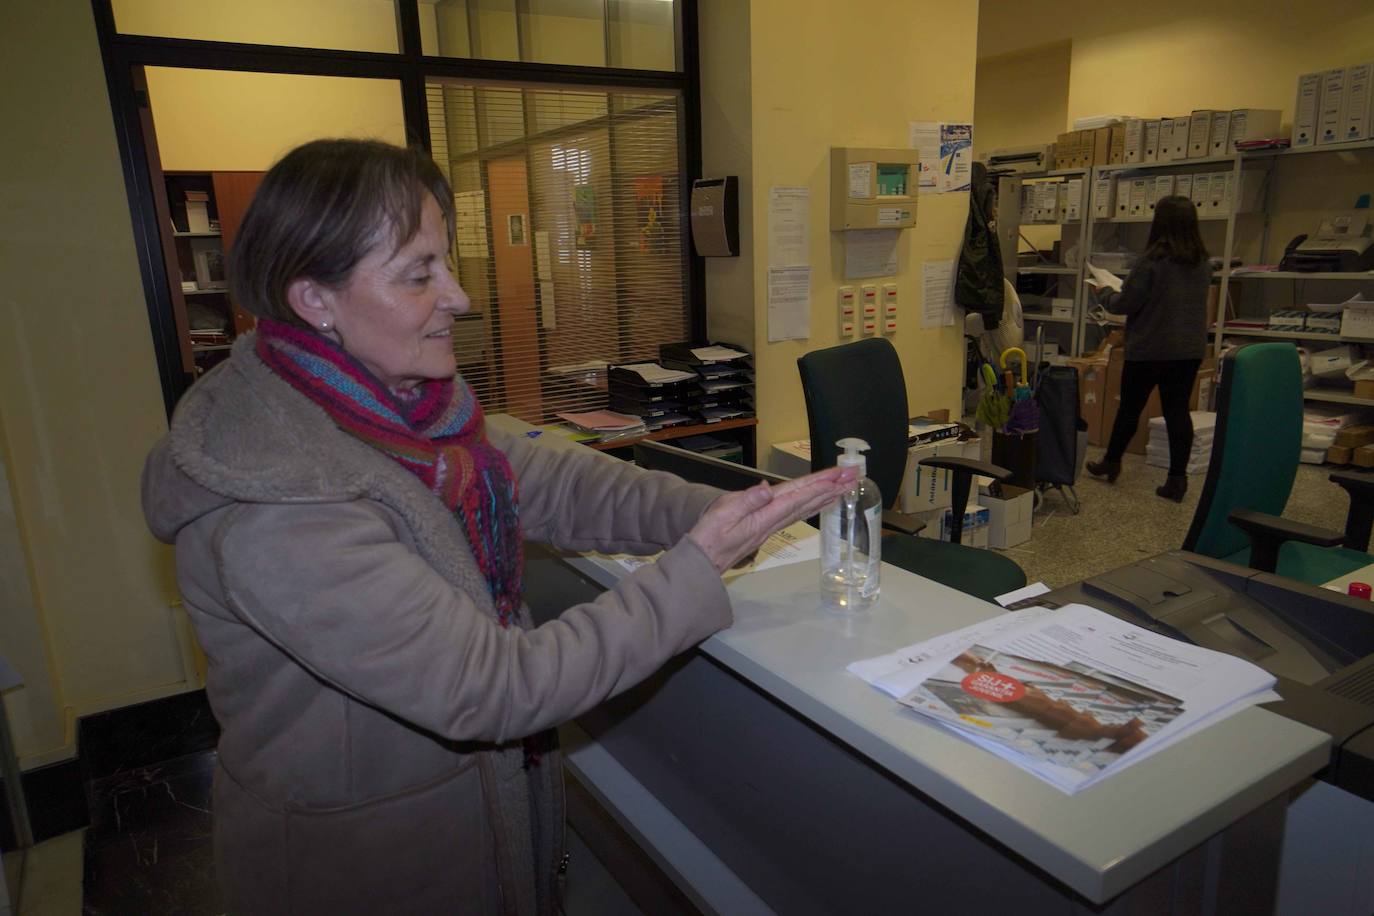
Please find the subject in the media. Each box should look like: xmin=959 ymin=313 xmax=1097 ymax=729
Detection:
xmin=95 ymin=0 xmax=698 ymax=415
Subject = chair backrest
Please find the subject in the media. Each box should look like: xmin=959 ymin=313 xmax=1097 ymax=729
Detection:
xmin=797 ymin=337 xmax=909 ymax=507
xmin=634 ymin=440 xmax=788 ymax=491
xmin=1183 ymin=342 xmax=1303 ymax=559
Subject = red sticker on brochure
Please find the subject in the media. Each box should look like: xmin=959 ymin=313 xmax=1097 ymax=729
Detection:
xmin=961 ymin=671 xmax=1026 ymax=703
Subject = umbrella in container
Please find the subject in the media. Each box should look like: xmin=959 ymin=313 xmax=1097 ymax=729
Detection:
xmin=1000 ymin=347 xmax=1039 ymax=434
xmin=975 ymin=362 xmax=1011 ymax=431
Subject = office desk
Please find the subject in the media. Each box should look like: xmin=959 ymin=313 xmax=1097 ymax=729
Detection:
xmin=525 ymin=551 xmax=1329 ymax=914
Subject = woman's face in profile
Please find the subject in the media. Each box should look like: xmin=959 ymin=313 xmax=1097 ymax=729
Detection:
xmin=324 ymin=195 xmax=469 ymax=391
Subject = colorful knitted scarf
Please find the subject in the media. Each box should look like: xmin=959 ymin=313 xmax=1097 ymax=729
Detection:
xmin=255 ymin=318 xmax=524 ymax=627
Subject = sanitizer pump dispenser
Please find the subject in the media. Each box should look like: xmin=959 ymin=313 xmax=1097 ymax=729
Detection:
xmin=820 ymin=438 xmax=882 ymax=613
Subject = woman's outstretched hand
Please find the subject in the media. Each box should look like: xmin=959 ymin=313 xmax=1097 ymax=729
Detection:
xmin=686 ymin=467 xmax=860 ymax=574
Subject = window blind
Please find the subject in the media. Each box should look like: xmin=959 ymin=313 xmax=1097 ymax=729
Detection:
xmin=426 ymin=80 xmax=688 ymax=425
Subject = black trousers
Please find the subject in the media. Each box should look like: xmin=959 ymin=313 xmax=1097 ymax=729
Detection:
xmin=1105 ymin=358 xmax=1201 ymax=475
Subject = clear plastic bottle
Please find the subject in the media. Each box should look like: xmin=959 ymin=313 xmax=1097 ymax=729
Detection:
xmin=819 ymin=437 xmax=882 ymax=614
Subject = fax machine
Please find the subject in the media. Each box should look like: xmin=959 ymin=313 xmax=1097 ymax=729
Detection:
xmin=1279 ymin=211 xmax=1374 ymax=273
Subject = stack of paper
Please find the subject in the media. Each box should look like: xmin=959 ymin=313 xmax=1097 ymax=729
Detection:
xmin=848 ymin=603 xmax=1279 ymax=794
xmin=554 ymin=410 xmax=648 ymax=443
xmin=1145 ymin=411 xmax=1215 ymax=474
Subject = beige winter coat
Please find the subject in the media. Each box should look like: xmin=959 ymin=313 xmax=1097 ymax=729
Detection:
xmin=141 ymin=336 xmax=730 ymax=914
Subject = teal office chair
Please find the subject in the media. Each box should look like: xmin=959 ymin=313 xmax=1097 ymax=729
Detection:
xmin=1183 ymin=342 xmax=1374 ymax=584
xmin=797 ymin=337 xmax=1027 ymax=603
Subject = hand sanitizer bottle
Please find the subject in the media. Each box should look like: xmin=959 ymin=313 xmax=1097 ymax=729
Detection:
xmin=820 ymin=437 xmax=882 ymax=614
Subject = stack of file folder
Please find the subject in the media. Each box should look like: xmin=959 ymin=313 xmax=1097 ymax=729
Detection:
xmin=606 ymin=362 xmax=698 ymax=431
xmin=657 ymin=341 xmax=754 ymax=424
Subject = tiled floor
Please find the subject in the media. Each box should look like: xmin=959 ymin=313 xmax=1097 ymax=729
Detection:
xmin=81 ymin=751 xmax=218 ymax=915
xmin=14 ymin=832 xmax=83 ymax=916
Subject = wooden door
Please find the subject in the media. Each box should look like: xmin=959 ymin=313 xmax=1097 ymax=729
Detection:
xmin=487 ymin=157 xmax=541 ymax=421
xmin=212 ymin=171 xmax=265 ymax=334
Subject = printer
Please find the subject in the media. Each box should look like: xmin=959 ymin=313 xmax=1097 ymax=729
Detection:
xmin=1279 ymin=211 xmax=1374 ymax=273
xmin=983 ymin=144 xmax=1055 ymax=175
xmin=1017 ymin=551 xmax=1374 ymax=800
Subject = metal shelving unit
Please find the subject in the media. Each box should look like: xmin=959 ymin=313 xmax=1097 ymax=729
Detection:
xmin=1207 ymin=139 xmax=1374 ymax=407
xmin=996 ymin=167 xmax=1091 ymax=356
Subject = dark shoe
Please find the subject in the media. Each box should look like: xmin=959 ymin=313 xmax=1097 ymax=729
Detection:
xmin=1156 ymin=475 xmax=1187 ymax=502
xmin=1086 ymin=459 xmax=1121 ymax=483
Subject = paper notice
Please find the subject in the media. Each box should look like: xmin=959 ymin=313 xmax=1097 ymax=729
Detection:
xmin=534 ymin=230 xmax=553 ymax=280
xmin=454 ymin=190 xmax=489 ymax=258
xmin=848 ymin=163 xmax=873 ymax=199
xmin=939 ymin=124 xmax=973 ymax=193
xmin=768 ymin=186 xmax=810 ymax=268
xmin=909 ymin=121 xmax=941 ymax=194
xmin=767 ymin=267 xmax=811 ymax=342
xmin=538 ymin=282 xmax=556 ymax=329
xmin=844 ymin=229 xmax=900 ymax=279
xmin=922 ymin=259 xmax=956 ymax=328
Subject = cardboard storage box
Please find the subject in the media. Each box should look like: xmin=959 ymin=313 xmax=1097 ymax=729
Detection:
xmin=1357 ymin=380 xmax=1374 ymax=400
xmin=1067 ymin=356 xmax=1111 ymax=446
xmin=1328 ymin=445 xmax=1354 ymax=465
xmin=771 ymin=439 xmax=812 ymax=478
xmin=1310 ymin=345 xmax=1358 ymax=380
xmin=1342 ymin=307 xmax=1374 ymax=339
xmin=985 ymin=485 xmax=1033 ymax=549
xmin=918 ymin=503 xmax=989 ymax=547
xmin=900 ymin=436 xmax=982 ymax=513
xmin=1356 ymin=445 xmax=1374 ymax=469
xmin=1336 ymin=425 xmax=1374 ymax=449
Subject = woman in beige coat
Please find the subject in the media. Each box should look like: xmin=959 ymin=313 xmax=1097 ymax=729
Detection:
xmin=141 ymin=139 xmax=852 ymax=915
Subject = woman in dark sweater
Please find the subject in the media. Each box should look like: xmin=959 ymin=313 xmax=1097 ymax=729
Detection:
xmin=1086 ymin=195 xmax=1211 ymax=501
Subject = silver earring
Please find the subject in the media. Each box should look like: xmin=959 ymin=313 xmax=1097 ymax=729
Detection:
xmin=319 ymin=322 xmax=331 ymax=331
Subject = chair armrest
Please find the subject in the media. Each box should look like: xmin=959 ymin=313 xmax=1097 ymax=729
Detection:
xmin=918 ymin=456 xmax=1012 ymax=480
xmin=1228 ymin=508 xmax=1346 ymax=574
xmin=881 ymin=508 xmax=927 ymax=536
xmin=1330 ymin=469 xmax=1374 ymax=551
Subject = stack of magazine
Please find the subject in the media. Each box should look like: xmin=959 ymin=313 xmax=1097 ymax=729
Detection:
xmin=848 ymin=603 xmax=1280 ymax=794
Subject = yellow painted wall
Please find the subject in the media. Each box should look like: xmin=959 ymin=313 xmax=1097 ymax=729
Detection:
xmin=1 ymin=0 xmax=189 ymax=765
xmin=147 ymin=68 xmax=407 ymax=173
xmin=113 ymin=0 xmax=400 ymax=52
xmin=976 ymin=1 xmax=1374 ymax=140
xmin=698 ymin=0 xmax=754 ymax=352
xmin=703 ymin=0 xmax=978 ymax=457
xmin=973 ymin=42 xmax=1070 ymax=157
xmin=1065 ymin=7 xmax=1374 ymax=126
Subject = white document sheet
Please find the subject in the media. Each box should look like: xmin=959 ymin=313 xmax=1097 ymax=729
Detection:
xmin=691 ymin=345 xmax=749 ymax=362
xmin=852 ymin=603 xmax=1280 ymax=794
xmin=1084 ymin=262 xmax=1124 ymax=293
xmin=618 ymin=362 xmax=697 ymax=384
xmin=768 ymin=186 xmax=810 ymax=269
xmin=921 ymin=259 xmax=956 ymax=328
xmin=909 ymin=121 xmax=941 ymax=194
xmin=844 ymin=229 xmax=900 ymax=279
xmin=767 ymin=267 xmax=811 ymax=341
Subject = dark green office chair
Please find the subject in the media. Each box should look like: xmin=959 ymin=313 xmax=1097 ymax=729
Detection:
xmin=1184 ymin=342 xmax=1374 ymax=583
xmin=797 ymin=337 xmax=1027 ymax=603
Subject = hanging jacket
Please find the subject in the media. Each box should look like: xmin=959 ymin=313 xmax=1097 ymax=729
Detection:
xmin=955 ymin=161 xmax=1006 ymax=330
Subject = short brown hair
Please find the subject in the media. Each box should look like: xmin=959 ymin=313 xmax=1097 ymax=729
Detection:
xmin=228 ymin=139 xmax=455 ymax=325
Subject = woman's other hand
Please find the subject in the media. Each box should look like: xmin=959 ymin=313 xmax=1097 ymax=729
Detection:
xmin=686 ymin=467 xmax=860 ymax=574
